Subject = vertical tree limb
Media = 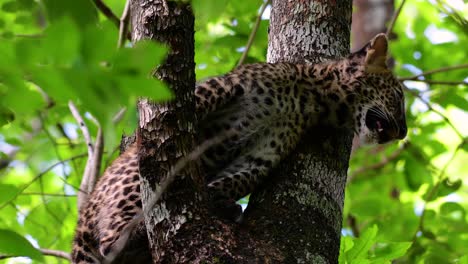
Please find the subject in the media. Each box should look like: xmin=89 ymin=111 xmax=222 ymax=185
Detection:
xmin=69 ymin=101 xmax=103 ymax=209
xmin=245 ymin=1 xmax=353 ymax=262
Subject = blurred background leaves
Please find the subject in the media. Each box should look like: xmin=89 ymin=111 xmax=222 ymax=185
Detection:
xmin=0 ymin=0 xmax=467 ymax=263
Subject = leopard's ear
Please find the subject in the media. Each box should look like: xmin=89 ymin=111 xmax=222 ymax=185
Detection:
xmin=349 ymin=33 xmax=389 ymax=72
xmin=364 ymin=33 xmax=388 ymax=71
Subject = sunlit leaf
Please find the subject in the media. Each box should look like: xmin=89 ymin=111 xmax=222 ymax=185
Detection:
xmin=404 ymin=155 xmax=432 ymax=191
xmin=346 ymin=225 xmax=378 ymax=261
xmin=372 ymin=242 xmax=412 ymax=262
xmin=0 ymin=229 xmax=43 ymax=261
xmin=0 ymin=184 xmax=19 ymax=205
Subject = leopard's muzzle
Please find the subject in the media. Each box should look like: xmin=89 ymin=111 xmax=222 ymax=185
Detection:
xmin=365 ymin=106 xmax=407 ymax=144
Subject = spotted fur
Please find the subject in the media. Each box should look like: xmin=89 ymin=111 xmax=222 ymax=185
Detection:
xmin=72 ymin=34 xmax=407 ymax=263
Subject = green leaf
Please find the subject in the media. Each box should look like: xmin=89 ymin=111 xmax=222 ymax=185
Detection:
xmin=1 ymin=1 xmax=17 ymax=13
xmin=422 ymin=243 xmax=454 ymax=264
xmin=2 ymin=81 xmax=45 ymax=116
xmin=424 ymin=178 xmax=462 ymax=201
xmin=193 ymin=0 xmax=229 ymax=22
xmin=444 ymin=93 xmax=468 ymax=112
xmin=339 ymin=236 xmax=354 ymax=264
xmin=0 ymin=106 xmax=15 ymax=126
xmin=459 ymin=255 xmax=468 ymax=264
xmin=43 ymin=18 xmax=80 ymax=65
xmin=422 ymin=230 xmax=436 ymax=240
xmin=440 ymin=202 xmax=466 ymax=221
xmin=0 ymin=229 xmax=43 ymax=261
xmin=346 ymin=225 xmax=378 ymax=261
xmin=372 ymin=242 xmax=412 ymax=262
xmin=404 ymin=155 xmax=432 ymax=191
xmin=16 ymin=0 xmax=35 ymax=10
xmin=0 ymin=184 xmax=19 ymax=205
xmin=81 ymin=22 xmax=118 ymax=64
xmin=42 ymin=0 xmax=98 ymax=27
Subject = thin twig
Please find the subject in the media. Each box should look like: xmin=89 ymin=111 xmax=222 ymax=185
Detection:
xmin=399 ymin=63 xmax=468 ymax=81
xmin=386 ymin=0 xmax=406 ymax=36
xmin=112 ymin=107 xmax=127 ymax=124
xmin=20 ymin=192 xmax=76 ymax=197
xmin=349 ymin=141 xmax=409 ymax=181
xmin=405 ymin=79 xmax=468 ymax=85
xmin=412 ymin=140 xmax=466 ymax=242
xmin=69 ymin=101 xmax=94 ymax=158
xmin=237 ymin=0 xmax=271 ymax=67
xmin=88 ymin=115 xmax=104 ymax=191
xmin=347 ymin=214 xmax=360 ymax=237
xmin=0 ymin=249 xmax=71 ymax=261
xmin=40 ymin=248 xmax=71 ymax=261
xmin=406 ymin=88 xmax=464 ymax=139
xmin=69 ymin=102 xmax=104 ymax=210
xmin=92 ymin=0 xmax=132 ymax=40
xmin=14 ymin=33 xmax=43 ymax=38
xmin=69 ymin=101 xmax=95 ymax=209
xmin=118 ymin=0 xmax=131 ymax=48
xmin=92 ymin=0 xmax=120 ymax=27
xmin=0 ymin=154 xmax=88 ymax=210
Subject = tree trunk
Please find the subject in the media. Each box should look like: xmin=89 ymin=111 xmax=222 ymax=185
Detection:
xmin=130 ymin=0 xmax=205 ymax=261
xmin=244 ymin=1 xmax=353 ymax=263
xmin=131 ymin=0 xmax=353 ymax=263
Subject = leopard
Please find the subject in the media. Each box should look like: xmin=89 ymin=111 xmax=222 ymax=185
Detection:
xmin=71 ymin=33 xmax=407 ymax=264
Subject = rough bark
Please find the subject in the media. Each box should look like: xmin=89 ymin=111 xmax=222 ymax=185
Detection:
xmin=244 ymin=1 xmax=353 ymax=263
xmin=132 ymin=0 xmax=353 ymax=263
xmin=131 ymin=0 xmax=204 ymax=261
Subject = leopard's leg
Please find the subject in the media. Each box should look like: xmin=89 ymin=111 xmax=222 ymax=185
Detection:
xmin=72 ymin=230 xmax=101 ymax=264
xmin=96 ymin=175 xmax=143 ymax=263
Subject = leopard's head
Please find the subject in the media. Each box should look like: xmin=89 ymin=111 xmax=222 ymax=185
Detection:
xmin=349 ymin=34 xmax=407 ymax=144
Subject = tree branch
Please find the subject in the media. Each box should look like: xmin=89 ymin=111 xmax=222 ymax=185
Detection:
xmin=406 ymin=88 xmax=464 ymax=139
xmin=386 ymin=0 xmax=406 ymax=36
xmin=20 ymin=192 xmax=76 ymax=197
xmin=118 ymin=0 xmax=131 ymax=48
xmin=87 ymin=114 xmax=104 ymax=196
xmin=69 ymin=101 xmax=95 ymax=209
xmin=112 ymin=107 xmax=127 ymax=124
xmin=0 ymin=154 xmax=87 ymax=210
xmin=236 ymin=0 xmax=270 ymax=67
xmin=92 ymin=0 xmax=120 ymax=27
xmin=39 ymin=248 xmax=71 ymax=261
xmin=0 ymin=249 xmax=71 ymax=261
xmin=68 ymin=102 xmax=93 ymax=158
xmin=92 ymin=0 xmax=132 ymax=41
xmin=69 ymin=102 xmax=104 ymax=209
xmin=399 ymin=63 xmax=468 ymax=81
xmin=412 ymin=139 xmax=466 ymax=242
xmin=405 ymin=79 xmax=468 ymax=85
xmin=348 ymin=141 xmax=409 ymax=181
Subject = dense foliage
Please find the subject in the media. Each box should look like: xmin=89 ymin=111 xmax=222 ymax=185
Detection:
xmin=0 ymin=0 xmax=466 ymax=263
